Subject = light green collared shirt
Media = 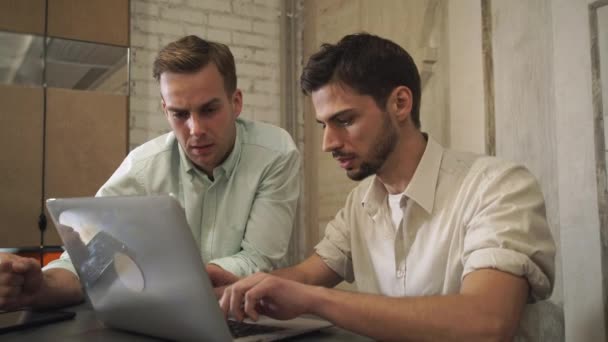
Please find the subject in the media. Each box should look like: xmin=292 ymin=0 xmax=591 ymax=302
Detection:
xmin=45 ymin=118 xmax=301 ymax=277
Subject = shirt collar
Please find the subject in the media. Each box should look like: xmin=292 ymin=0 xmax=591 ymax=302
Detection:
xmin=177 ymin=122 xmax=242 ymax=181
xmin=361 ymin=134 xmax=444 ymax=216
xmin=403 ymin=135 xmax=443 ymax=214
xmin=361 ymin=177 xmax=386 ymax=217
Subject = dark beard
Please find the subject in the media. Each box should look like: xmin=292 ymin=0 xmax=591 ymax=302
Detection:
xmin=346 ymin=112 xmax=398 ymax=181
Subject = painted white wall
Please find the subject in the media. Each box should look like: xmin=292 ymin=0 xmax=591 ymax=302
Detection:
xmin=447 ymin=0 xmax=485 ymax=154
xmin=550 ymin=0 xmax=606 ymax=340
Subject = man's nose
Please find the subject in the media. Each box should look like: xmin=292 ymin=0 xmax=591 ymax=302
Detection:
xmin=188 ymin=114 xmax=205 ymax=136
xmin=322 ymin=125 xmax=342 ymax=152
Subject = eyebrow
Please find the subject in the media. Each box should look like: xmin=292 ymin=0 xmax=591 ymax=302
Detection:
xmin=165 ymin=98 xmax=222 ymax=113
xmin=316 ymin=108 xmax=355 ymax=125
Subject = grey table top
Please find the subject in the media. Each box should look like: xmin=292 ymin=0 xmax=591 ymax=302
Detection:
xmin=1 ymin=304 xmax=373 ymax=341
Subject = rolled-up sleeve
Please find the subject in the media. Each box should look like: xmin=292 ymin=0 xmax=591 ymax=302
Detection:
xmin=314 ymin=194 xmax=355 ymax=283
xmin=462 ymin=163 xmax=556 ymax=301
xmin=43 ymin=250 xmax=77 ymax=275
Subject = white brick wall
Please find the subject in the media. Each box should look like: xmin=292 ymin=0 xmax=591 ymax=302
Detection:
xmin=129 ymin=0 xmax=283 ymax=149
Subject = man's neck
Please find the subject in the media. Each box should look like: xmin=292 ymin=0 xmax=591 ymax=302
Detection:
xmin=376 ymin=130 xmax=427 ymax=195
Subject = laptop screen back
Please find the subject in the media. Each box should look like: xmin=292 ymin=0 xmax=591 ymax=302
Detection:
xmin=46 ymin=195 xmax=232 ymax=341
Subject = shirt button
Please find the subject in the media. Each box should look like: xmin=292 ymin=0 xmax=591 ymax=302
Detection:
xmin=396 ymin=269 xmax=405 ymax=278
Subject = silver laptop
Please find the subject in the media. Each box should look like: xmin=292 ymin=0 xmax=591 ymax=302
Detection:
xmin=46 ymin=195 xmax=332 ymax=341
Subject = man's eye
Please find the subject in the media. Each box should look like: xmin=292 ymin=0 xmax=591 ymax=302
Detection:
xmin=172 ymin=112 xmax=189 ymax=119
xmin=203 ymin=107 xmax=218 ymax=114
xmin=335 ymin=118 xmax=352 ymax=126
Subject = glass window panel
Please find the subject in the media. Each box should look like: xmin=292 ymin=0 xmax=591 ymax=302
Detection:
xmin=45 ymin=37 xmax=129 ymax=95
xmin=0 ymin=31 xmax=43 ymax=87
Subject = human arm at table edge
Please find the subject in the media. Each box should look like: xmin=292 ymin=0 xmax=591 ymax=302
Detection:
xmin=306 ymin=268 xmax=527 ymax=342
xmin=271 ymin=253 xmax=343 ymax=287
xmin=29 ymin=268 xmax=84 ymax=309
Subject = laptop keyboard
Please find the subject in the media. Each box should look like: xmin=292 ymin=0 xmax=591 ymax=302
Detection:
xmin=227 ymin=319 xmax=287 ymax=338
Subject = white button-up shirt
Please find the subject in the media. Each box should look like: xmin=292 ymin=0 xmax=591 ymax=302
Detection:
xmin=315 ymin=136 xmax=556 ymax=336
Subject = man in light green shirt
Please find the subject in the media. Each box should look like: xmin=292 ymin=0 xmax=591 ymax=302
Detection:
xmin=0 ymin=35 xmax=300 ymax=310
xmin=45 ymin=117 xmax=300 ymax=277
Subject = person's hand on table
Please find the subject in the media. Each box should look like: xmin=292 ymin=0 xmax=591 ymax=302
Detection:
xmin=0 ymin=252 xmax=44 ymax=311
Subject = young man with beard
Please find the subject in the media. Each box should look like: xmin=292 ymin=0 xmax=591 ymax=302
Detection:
xmin=219 ymin=33 xmax=556 ymax=341
xmin=0 ymin=35 xmax=300 ymax=310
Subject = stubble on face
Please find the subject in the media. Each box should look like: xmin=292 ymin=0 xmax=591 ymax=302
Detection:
xmin=344 ymin=111 xmax=399 ymax=181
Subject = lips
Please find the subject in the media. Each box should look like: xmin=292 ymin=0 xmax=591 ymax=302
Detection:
xmin=189 ymin=143 xmax=214 ymax=155
xmin=336 ymin=156 xmax=355 ymax=169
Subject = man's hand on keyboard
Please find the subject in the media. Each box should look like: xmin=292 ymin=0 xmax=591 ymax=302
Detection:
xmin=219 ymin=272 xmax=316 ymax=322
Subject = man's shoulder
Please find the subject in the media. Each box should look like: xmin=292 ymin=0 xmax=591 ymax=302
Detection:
xmin=237 ymin=118 xmax=297 ymax=155
xmin=441 ymin=148 xmax=518 ymax=175
xmin=442 ymin=148 xmax=535 ymax=189
xmin=96 ymin=132 xmax=179 ymax=196
xmin=470 ymin=155 xmax=527 ymax=181
xmin=127 ymin=132 xmax=177 ymax=167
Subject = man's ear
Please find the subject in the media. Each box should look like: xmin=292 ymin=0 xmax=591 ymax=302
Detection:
xmin=390 ymin=86 xmax=413 ymax=123
xmin=231 ymin=89 xmax=243 ymax=118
